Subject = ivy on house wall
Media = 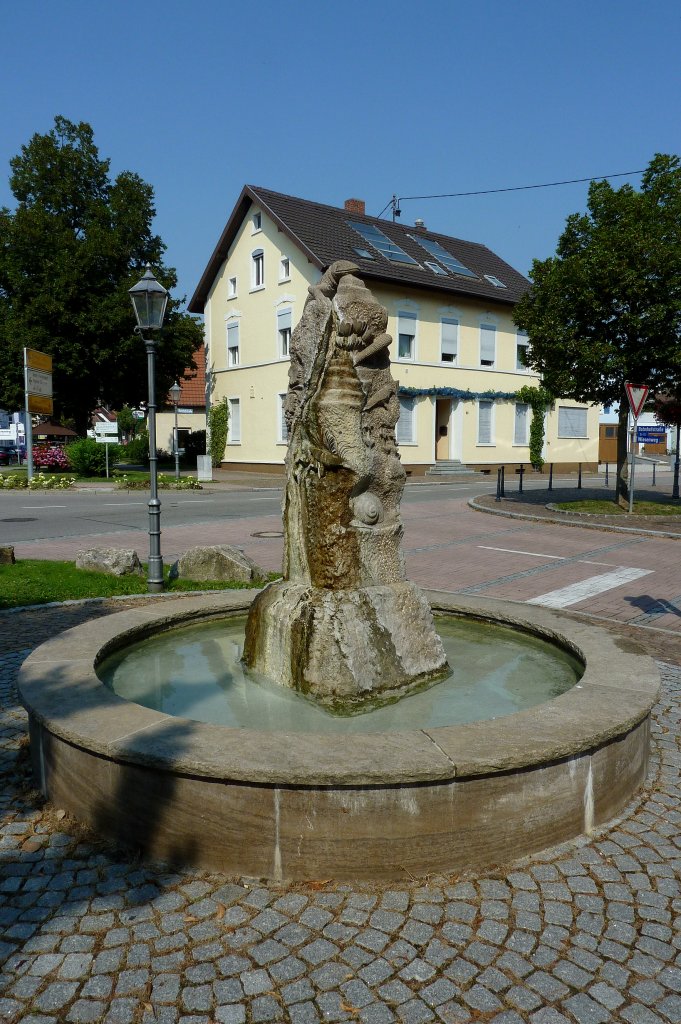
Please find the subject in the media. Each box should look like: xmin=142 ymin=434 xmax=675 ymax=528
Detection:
xmin=513 ymin=385 xmax=553 ymax=469
xmin=209 ymin=399 xmax=229 ymax=467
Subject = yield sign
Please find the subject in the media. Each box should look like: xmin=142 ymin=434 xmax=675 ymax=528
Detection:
xmin=625 ymin=382 xmax=649 ymax=420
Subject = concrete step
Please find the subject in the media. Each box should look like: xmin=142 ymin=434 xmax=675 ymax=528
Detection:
xmin=425 ymin=461 xmax=476 ymax=476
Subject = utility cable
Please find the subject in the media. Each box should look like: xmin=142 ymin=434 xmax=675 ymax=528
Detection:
xmin=376 ymin=169 xmax=645 ymax=216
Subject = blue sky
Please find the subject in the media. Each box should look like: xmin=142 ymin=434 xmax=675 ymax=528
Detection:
xmin=1 ymin=0 xmax=679 ymax=307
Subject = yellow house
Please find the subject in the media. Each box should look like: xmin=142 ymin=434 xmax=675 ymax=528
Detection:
xmin=189 ymin=187 xmax=599 ymax=473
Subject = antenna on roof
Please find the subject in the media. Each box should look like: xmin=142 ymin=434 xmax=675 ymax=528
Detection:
xmin=391 ymin=195 xmax=401 ymax=222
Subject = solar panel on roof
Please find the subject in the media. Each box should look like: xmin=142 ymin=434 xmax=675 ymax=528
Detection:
xmin=407 ymin=235 xmax=477 ymax=278
xmin=347 ymin=221 xmax=419 ymax=265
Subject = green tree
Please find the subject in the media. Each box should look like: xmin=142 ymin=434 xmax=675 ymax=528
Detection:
xmin=513 ymin=154 xmax=681 ymax=503
xmin=116 ymin=405 xmax=137 ymax=442
xmin=0 ymin=117 xmax=203 ymax=434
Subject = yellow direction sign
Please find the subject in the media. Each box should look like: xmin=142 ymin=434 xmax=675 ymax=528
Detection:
xmin=25 ymin=349 xmax=53 ymax=373
xmin=28 ymin=395 xmax=54 ymax=415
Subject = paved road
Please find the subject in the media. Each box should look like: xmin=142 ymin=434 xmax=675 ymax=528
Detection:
xmin=0 ymin=469 xmax=632 ymax=546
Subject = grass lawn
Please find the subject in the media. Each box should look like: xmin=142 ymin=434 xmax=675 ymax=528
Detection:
xmin=0 ymin=560 xmax=274 ymax=610
xmin=554 ymin=498 xmax=681 ymax=515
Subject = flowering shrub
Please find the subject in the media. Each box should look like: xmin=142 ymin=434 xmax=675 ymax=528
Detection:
xmin=0 ymin=472 xmax=75 ymax=490
xmin=114 ymin=473 xmax=202 ymax=491
xmin=33 ymin=444 xmax=71 ymax=472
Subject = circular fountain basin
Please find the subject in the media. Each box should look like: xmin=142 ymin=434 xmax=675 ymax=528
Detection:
xmin=98 ymin=615 xmax=583 ymax=731
xmin=18 ymin=590 xmax=659 ymax=881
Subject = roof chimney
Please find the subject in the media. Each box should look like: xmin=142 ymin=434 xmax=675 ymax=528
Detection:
xmin=414 ymin=218 xmax=427 ymax=230
xmin=344 ymin=198 xmax=365 ymax=216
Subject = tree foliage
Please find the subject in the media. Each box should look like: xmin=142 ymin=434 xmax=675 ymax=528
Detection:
xmin=514 ymin=154 xmax=681 ymax=500
xmin=0 ymin=117 xmax=203 ymax=434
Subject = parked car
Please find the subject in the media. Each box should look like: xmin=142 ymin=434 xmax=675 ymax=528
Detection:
xmin=0 ymin=446 xmax=26 ymax=465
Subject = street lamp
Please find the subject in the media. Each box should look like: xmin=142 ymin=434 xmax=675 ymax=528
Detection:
xmin=129 ymin=265 xmax=169 ymax=593
xmin=169 ymin=380 xmax=182 ymax=483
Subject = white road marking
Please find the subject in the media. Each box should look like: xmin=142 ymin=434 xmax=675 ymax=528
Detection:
xmin=22 ymin=505 xmax=67 ymax=509
xmin=479 ymin=546 xmax=616 ymax=567
xmin=479 ymin=546 xmax=565 ymax=559
xmin=527 ymin=567 xmax=653 ymax=609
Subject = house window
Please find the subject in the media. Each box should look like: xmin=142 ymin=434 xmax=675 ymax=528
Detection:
xmin=440 ymin=318 xmax=458 ymax=363
xmin=228 ymin=398 xmax=241 ymax=443
xmin=396 ymin=396 xmax=415 ymax=443
xmin=514 ymin=403 xmax=529 ymax=445
xmin=252 ymin=212 xmax=262 ymax=232
xmin=252 ymin=249 xmax=264 ymax=289
xmin=277 ymin=308 xmax=292 ymax=358
xmin=605 ymin=425 xmax=616 ymax=438
xmin=397 ymin=312 xmax=416 ymax=361
xmin=277 ymin=393 xmax=289 ymax=443
xmin=478 ymin=401 xmax=494 ymax=444
xmin=226 ymin=321 xmax=239 ymax=366
xmin=516 ymin=333 xmax=529 ymax=370
xmin=480 ymin=324 xmax=496 ymax=367
xmin=279 ymin=257 xmax=290 ymax=281
xmin=558 ymin=406 xmax=587 ymax=437
xmin=228 ymin=277 xmax=237 ymax=299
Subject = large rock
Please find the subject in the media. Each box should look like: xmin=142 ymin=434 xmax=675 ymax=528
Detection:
xmin=0 ymin=546 xmax=15 ymax=565
xmin=76 ymin=547 xmax=143 ymax=576
xmin=174 ymin=544 xmax=263 ymax=583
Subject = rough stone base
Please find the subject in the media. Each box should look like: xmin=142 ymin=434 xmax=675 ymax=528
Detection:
xmin=243 ymin=581 xmax=448 ymax=711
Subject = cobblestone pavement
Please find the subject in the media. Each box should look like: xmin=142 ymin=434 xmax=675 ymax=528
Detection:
xmin=1 ymin=600 xmax=681 ymax=1023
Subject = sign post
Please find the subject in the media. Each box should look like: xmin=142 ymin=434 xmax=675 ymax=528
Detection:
xmin=94 ymin=422 xmax=119 ymax=478
xmin=625 ymin=382 xmax=649 ymax=514
xmin=24 ymin=349 xmax=53 ymax=481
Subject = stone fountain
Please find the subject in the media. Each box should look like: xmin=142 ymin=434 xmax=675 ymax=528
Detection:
xmin=244 ymin=261 xmax=447 ymax=710
xmin=17 ymin=266 xmax=660 ymax=881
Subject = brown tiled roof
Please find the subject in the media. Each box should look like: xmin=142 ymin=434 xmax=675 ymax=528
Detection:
xmin=166 ymin=344 xmax=206 ymax=408
xmin=189 ymin=185 xmax=529 ymax=313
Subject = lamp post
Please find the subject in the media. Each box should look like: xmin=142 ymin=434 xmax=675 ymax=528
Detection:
xmin=169 ymin=380 xmax=182 ymax=484
xmin=129 ymin=265 xmax=169 ymax=593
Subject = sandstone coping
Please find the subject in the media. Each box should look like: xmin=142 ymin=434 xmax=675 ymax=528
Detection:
xmin=17 ymin=590 xmax=659 ymax=787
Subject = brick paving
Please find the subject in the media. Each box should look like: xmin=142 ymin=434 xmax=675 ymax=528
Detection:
xmin=2 ymin=490 xmax=681 ymax=1022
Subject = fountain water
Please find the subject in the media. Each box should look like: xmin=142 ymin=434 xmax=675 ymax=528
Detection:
xmin=17 ymin=267 xmax=660 ymax=880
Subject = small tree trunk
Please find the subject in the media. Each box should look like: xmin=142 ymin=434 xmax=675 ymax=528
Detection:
xmin=616 ymin=398 xmax=630 ymax=507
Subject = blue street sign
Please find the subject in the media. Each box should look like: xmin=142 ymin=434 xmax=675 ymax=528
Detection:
xmin=637 ymin=426 xmax=666 ymax=444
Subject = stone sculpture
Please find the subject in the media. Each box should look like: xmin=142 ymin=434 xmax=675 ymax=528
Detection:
xmin=243 ymin=261 xmax=448 ymax=711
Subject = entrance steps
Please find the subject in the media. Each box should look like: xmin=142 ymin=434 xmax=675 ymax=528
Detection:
xmin=425 ymin=460 xmax=475 ymax=476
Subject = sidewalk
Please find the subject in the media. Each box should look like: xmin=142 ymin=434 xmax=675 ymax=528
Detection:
xmin=473 ymin=486 xmax=681 ymax=538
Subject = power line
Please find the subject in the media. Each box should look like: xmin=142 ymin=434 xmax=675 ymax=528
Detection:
xmin=378 ymin=170 xmax=645 ymax=218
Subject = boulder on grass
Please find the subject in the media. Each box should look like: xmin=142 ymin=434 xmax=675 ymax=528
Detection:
xmin=173 ymin=544 xmax=263 ymax=583
xmin=0 ymin=546 xmax=15 ymax=565
xmin=76 ymin=548 xmax=143 ymax=577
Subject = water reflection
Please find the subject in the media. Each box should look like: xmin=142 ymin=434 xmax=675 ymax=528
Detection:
xmin=99 ymin=616 xmax=582 ymax=734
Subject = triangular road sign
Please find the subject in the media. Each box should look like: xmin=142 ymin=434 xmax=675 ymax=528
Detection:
xmin=625 ymin=382 xmax=649 ymax=420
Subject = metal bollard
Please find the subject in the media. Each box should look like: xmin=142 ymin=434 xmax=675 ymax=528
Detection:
xmin=652 ymin=462 xmax=656 ymax=487
xmin=548 ymin=463 xmax=553 ymax=492
xmin=519 ymin=464 xmax=524 ymax=493
xmin=496 ymin=467 xmax=502 ymax=502
xmin=500 ymin=465 xmax=505 ymax=497
xmin=605 ymin=462 xmax=609 ymax=487
xmin=578 ymin=463 xmax=582 ymax=489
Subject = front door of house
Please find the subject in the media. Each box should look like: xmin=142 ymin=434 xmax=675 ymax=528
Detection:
xmin=435 ymin=399 xmax=451 ymax=460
